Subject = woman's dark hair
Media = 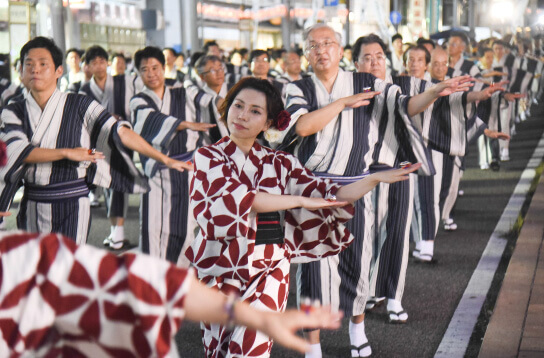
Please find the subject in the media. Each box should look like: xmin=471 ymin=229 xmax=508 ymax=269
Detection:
xmin=249 ymin=49 xmax=269 ymax=64
xmin=352 ymin=34 xmax=387 ymax=63
xmin=84 ymin=45 xmax=109 ymax=65
xmin=134 ymin=46 xmax=165 ymax=70
xmin=20 ymin=36 xmax=63 ymax=69
xmin=403 ymin=45 xmax=431 ymax=65
xmin=219 ymin=77 xmax=284 ymax=128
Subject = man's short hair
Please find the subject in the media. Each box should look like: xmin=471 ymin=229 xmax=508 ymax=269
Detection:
xmin=449 ymin=31 xmax=469 ymax=46
xmin=195 ymin=55 xmax=221 ymax=75
xmin=417 ymin=38 xmax=436 ymax=49
xmin=272 ymin=49 xmax=286 ymax=61
xmin=392 ymin=33 xmax=403 ymax=43
xmin=203 ymin=41 xmax=219 ymax=54
xmin=303 ymin=24 xmax=342 ymax=53
xmin=249 ymin=49 xmax=269 ymax=64
xmin=65 ymin=47 xmax=83 ymax=60
xmin=110 ymin=52 xmax=125 ymax=62
xmin=21 ymin=36 xmax=63 ymax=69
xmin=493 ymin=40 xmax=507 ymax=48
xmin=352 ymin=34 xmax=387 ymax=63
xmin=84 ymin=45 xmax=109 ymax=65
xmin=163 ymin=47 xmax=177 ymax=57
xmin=134 ymin=46 xmax=165 ymax=70
xmin=403 ymin=45 xmax=431 ymax=65
xmin=478 ymin=46 xmax=493 ymax=58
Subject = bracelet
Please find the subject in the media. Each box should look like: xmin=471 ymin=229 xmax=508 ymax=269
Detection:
xmin=224 ymin=292 xmax=238 ymax=329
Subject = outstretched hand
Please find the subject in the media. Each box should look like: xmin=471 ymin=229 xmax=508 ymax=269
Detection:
xmin=342 ymin=91 xmax=381 ymax=109
xmin=484 ymin=129 xmax=510 ymax=140
xmin=371 ymin=163 xmax=422 ymax=184
xmin=504 ymin=92 xmax=525 ymax=102
xmin=165 ymin=158 xmax=194 ymax=172
xmin=64 ymin=148 xmax=105 ymax=163
xmin=178 ymin=121 xmax=217 ymax=132
xmin=259 ymin=306 xmax=343 ymax=354
xmin=434 ymin=75 xmax=474 ymax=97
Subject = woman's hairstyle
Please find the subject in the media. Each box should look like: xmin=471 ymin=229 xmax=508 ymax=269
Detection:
xmin=219 ymin=77 xmax=286 ymax=129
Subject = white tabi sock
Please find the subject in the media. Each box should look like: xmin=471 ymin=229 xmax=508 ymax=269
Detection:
xmin=110 ymin=226 xmax=115 ymax=238
xmin=305 ymin=343 xmax=322 ymax=358
xmin=349 ymin=320 xmax=371 ymax=357
xmin=113 ymin=225 xmax=124 ymax=243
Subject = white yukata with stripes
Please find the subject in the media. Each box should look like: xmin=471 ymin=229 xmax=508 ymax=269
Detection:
xmin=131 ymin=85 xmax=216 ymax=266
xmin=0 ymin=90 xmax=149 ymax=244
xmin=276 ymin=70 xmax=433 ymax=316
xmin=79 ymin=73 xmax=142 ymax=220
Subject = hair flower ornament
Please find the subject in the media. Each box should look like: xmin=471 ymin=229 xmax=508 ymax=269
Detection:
xmin=275 ymin=110 xmax=291 ymax=131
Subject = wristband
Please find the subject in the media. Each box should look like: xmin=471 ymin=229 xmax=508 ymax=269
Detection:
xmin=224 ymin=292 xmax=238 ymax=329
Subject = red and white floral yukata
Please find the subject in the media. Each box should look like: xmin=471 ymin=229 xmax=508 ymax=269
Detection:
xmin=186 ymin=137 xmax=355 ymax=357
xmin=0 ymin=231 xmax=193 ymax=357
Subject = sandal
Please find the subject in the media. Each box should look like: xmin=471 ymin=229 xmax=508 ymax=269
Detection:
xmin=350 ymin=342 xmax=372 ymax=357
xmin=365 ymin=297 xmax=385 ymax=311
xmin=388 ymin=309 xmax=408 ymax=324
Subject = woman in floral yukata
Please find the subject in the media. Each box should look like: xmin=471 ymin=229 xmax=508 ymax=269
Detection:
xmin=186 ymin=77 xmax=421 ymax=357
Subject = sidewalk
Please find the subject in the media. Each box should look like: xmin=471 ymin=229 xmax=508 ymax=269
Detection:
xmin=479 ymin=175 xmax=544 ymax=358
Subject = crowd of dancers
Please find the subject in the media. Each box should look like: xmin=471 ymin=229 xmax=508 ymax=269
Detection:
xmin=0 ymin=23 xmax=543 ymax=357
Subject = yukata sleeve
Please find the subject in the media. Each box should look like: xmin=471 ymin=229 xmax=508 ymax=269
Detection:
xmin=375 ymin=85 xmax=435 ymax=176
xmin=185 ymin=85 xmax=228 ymax=142
xmin=278 ymin=153 xmax=355 ymax=263
xmin=0 ymin=105 xmax=35 ymax=215
xmin=185 ymin=146 xmax=256 ymax=283
xmin=428 ymin=92 xmax=475 ymax=156
xmin=82 ymin=97 xmax=149 ymax=194
xmin=0 ymin=231 xmax=192 ymax=357
xmin=130 ymin=96 xmax=182 ymax=177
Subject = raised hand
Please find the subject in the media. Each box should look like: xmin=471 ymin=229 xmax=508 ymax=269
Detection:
xmin=370 ymin=163 xmax=422 ymax=184
xmin=434 ymin=75 xmax=474 ymax=97
xmin=164 ymin=158 xmax=194 ymax=172
xmin=258 ymin=306 xmax=343 ymax=354
xmin=504 ymin=92 xmax=525 ymax=102
xmin=178 ymin=121 xmax=217 ymax=132
xmin=342 ymin=91 xmax=381 ymax=109
xmin=64 ymin=148 xmax=105 ymax=163
xmin=484 ymin=129 xmax=510 ymax=140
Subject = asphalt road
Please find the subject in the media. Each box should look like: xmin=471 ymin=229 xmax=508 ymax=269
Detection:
xmin=4 ymin=102 xmax=543 ymax=358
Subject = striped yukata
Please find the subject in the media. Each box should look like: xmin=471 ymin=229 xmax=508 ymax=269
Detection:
xmin=0 ymin=89 xmax=149 ymax=244
xmin=79 ymin=74 xmax=141 ymax=221
xmin=130 ymin=85 xmax=216 ymax=266
xmin=276 ymin=71 xmax=434 ymax=317
xmin=187 ymin=138 xmax=355 ymax=357
xmin=0 ymin=81 xmax=24 ymax=107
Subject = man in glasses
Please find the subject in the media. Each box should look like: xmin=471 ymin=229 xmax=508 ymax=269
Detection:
xmin=272 ymin=24 xmax=471 ymax=358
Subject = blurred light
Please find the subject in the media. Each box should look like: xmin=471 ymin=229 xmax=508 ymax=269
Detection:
xmin=525 ymin=27 xmax=531 ymax=31
xmin=491 ymin=0 xmax=514 ymax=20
xmin=539 ymin=14 xmax=544 ymax=24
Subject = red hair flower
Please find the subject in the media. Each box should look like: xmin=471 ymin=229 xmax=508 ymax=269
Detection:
xmin=275 ymin=110 xmax=291 ymax=131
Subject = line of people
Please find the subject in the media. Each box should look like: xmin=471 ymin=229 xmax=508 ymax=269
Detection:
xmin=0 ymin=25 xmax=542 ymax=357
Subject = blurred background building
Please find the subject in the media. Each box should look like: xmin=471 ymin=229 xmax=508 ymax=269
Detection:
xmin=1 ymin=0 xmax=544 ymax=79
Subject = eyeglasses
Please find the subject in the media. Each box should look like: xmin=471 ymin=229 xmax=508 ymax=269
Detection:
xmin=360 ymin=54 xmax=386 ymax=64
xmin=201 ymin=68 xmax=224 ymax=75
xmin=307 ymin=40 xmax=338 ymax=53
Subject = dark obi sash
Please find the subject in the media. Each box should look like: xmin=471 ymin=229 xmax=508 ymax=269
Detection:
xmin=255 ymin=211 xmax=284 ymax=245
xmin=157 ymin=151 xmax=194 ymax=170
xmin=24 ymin=179 xmax=90 ymax=203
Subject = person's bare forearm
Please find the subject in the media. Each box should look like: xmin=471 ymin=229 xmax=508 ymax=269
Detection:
xmin=23 ymin=147 xmax=66 ymax=163
xmin=252 ymin=192 xmax=302 ymax=213
xmin=407 ymin=87 xmax=439 ymax=116
xmin=296 ymin=100 xmax=345 ymax=137
xmin=335 ymin=175 xmax=380 ymax=203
